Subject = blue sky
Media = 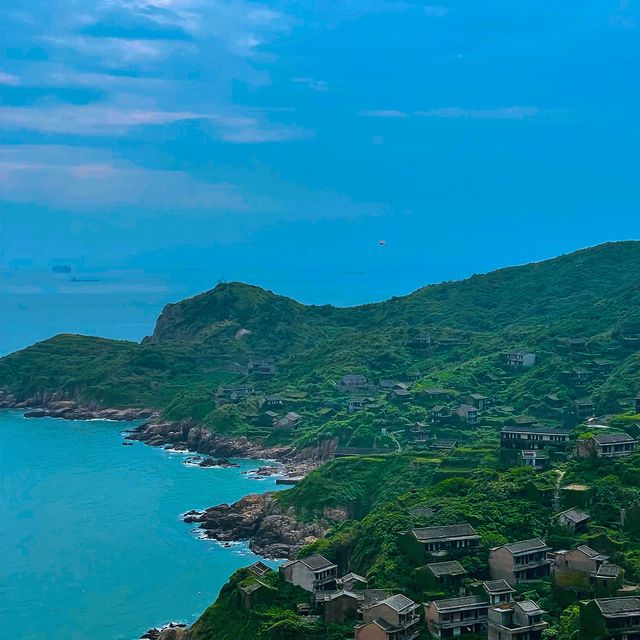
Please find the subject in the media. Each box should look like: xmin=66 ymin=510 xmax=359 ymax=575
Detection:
xmin=1 ymin=0 xmax=639 ymax=303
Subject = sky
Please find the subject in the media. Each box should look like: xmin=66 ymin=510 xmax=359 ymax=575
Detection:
xmin=1 ymin=0 xmax=639 ymax=322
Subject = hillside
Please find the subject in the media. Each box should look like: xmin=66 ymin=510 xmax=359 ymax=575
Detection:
xmin=0 ymin=241 xmax=639 ymax=448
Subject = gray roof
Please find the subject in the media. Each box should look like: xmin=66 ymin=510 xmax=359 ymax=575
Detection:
xmin=593 ymin=432 xmax=634 ymax=444
xmin=300 ymin=554 xmax=336 ymax=571
xmin=427 ymin=561 xmax=467 ymax=577
xmin=595 ymin=597 xmax=640 ymax=615
xmin=501 ymin=425 xmax=571 ymax=435
xmin=360 ymin=589 xmax=394 ymax=606
xmin=413 ymin=523 xmax=478 ymax=542
xmin=558 ymin=508 xmax=590 ymax=524
xmin=379 ymin=593 xmax=418 ymax=613
xmin=483 ymin=579 xmax=515 ymax=594
xmin=516 ymin=600 xmax=543 ymax=614
xmin=341 ymin=572 xmax=367 ymax=583
xmin=575 ymin=397 xmax=594 ymax=406
xmin=432 ymin=595 xmax=486 ymax=611
xmin=502 ymin=538 xmax=548 ymax=555
xmin=595 ymin=563 xmax=623 ymax=578
xmin=468 ymin=393 xmax=488 ymax=400
xmin=576 ymin=545 xmax=608 ymax=560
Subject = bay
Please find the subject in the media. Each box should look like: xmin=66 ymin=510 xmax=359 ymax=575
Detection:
xmin=0 ymin=410 xmax=283 ymax=640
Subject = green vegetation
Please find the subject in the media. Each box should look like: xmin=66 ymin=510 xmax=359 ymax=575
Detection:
xmin=1 ymin=241 xmax=639 ymax=639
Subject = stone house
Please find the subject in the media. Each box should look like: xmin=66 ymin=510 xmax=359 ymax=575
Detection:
xmin=591 ymin=359 xmax=615 ymax=373
xmin=465 ymin=394 xmax=491 ymax=411
xmin=258 ymin=410 xmax=279 ymax=427
xmin=555 ymin=508 xmax=590 ymax=533
xmin=430 ymin=405 xmax=450 ymax=425
xmin=563 ymin=367 xmax=593 ymax=385
xmin=482 ymin=579 xmax=516 ymax=605
xmin=409 ymin=422 xmax=431 ymax=442
xmin=315 ymin=590 xmax=360 ymax=623
xmin=274 ymin=411 xmax=301 ymax=430
xmin=340 ymin=374 xmax=369 ymax=389
xmin=349 ymin=397 xmax=376 ymax=413
xmin=279 ymin=554 xmax=337 ymax=593
xmin=577 ymin=433 xmax=637 ymax=459
xmin=502 ymin=351 xmax=537 ymax=367
xmin=551 ymin=545 xmax=625 ymax=596
xmin=409 ymin=334 xmax=433 ymax=349
xmin=488 ymin=538 xmax=551 ymax=586
xmin=405 ymin=370 xmax=422 ymax=382
xmin=390 ymin=387 xmax=413 ymax=403
xmin=416 ymin=560 xmax=467 ymax=594
xmin=355 ymin=594 xmax=421 ymax=640
xmin=424 ymin=388 xmax=450 ymax=402
xmin=575 ymin=397 xmax=596 ymax=417
xmin=339 ymin=572 xmax=368 ymax=591
xmin=424 ymin=595 xmax=488 ymax=638
xmin=214 ymin=384 xmax=255 ymax=404
xmin=579 ymin=597 xmax=640 ymax=640
xmin=454 ymin=404 xmax=479 ymax=425
xmin=520 ymin=450 xmax=550 ymax=470
xmin=401 ymin=524 xmax=481 ymax=563
xmin=247 ymin=358 xmax=277 ymax=376
xmin=259 ymin=395 xmax=284 ymax=410
xmin=500 ymin=425 xmax=572 ymax=450
xmin=487 ymin=600 xmax=547 ymax=640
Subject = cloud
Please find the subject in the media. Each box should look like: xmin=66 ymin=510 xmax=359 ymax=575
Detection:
xmin=359 ymin=109 xmax=408 ymax=118
xmin=291 ymin=77 xmax=329 ymax=92
xmin=0 ymin=101 xmax=312 ymax=142
xmin=360 ymin=107 xmax=543 ymax=120
xmin=0 ymin=70 xmax=20 ymax=85
xmin=415 ymin=106 xmax=542 ymax=119
xmin=0 ymin=145 xmax=247 ymax=210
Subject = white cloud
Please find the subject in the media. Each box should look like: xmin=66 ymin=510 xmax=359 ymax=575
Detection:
xmin=0 ymin=70 xmax=20 ymax=85
xmin=291 ymin=77 xmax=329 ymax=92
xmin=414 ymin=106 xmax=542 ymax=119
xmin=0 ymin=145 xmax=247 ymax=210
xmin=360 ymin=106 xmax=543 ymax=120
xmin=359 ymin=109 xmax=408 ymax=118
xmin=0 ymin=101 xmax=311 ymax=142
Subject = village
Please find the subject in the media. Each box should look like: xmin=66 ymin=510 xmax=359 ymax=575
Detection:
xmin=203 ymin=335 xmax=639 ymax=639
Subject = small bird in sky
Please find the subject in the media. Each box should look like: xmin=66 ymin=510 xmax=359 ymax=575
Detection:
xmin=378 ymin=240 xmax=387 ymax=246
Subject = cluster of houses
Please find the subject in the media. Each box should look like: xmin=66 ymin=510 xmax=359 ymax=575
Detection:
xmin=244 ymin=517 xmax=639 ymax=639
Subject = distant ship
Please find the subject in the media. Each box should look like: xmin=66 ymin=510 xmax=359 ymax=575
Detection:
xmin=51 ymin=265 xmax=72 ymax=274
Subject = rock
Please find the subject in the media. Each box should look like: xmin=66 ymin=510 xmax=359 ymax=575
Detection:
xmin=189 ymin=493 xmax=327 ymax=559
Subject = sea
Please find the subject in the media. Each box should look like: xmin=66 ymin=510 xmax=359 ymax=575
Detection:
xmin=0 ymin=410 xmax=284 ymax=640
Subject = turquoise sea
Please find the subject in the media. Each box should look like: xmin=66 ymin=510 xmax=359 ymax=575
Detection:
xmin=0 ymin=410 xmax=283 ymax=640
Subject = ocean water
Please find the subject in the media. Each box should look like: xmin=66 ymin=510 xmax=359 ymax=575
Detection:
xmin=0 ymin=410 xmax=284 ymax=640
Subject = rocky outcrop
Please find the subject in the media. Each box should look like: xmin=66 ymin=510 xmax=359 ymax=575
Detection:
xmin=183 ymin=456 xmax=239 ymax=468
xmin=184 ymin=493 xmax=327 ymax=559
xmin=126 ymin=419 xmax=334 ymax=462
xmin=23 ymin=402 xmax=157 ymax=421
xmin=141 ymin=623 xmax=187 ymax=640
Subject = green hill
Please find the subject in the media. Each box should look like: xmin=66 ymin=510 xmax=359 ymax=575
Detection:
xmin=0 ymin=241 xmax=638 ymax=441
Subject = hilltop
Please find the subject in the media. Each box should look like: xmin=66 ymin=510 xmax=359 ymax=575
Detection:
xmin=0 ymin=242 xmax=638 ymax=443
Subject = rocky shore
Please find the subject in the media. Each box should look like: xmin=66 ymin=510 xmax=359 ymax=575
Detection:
xmin=183 ymin=492 xmax=328 ymax=559
xmin=140 ymin=622 xmax=187 ymax=640
xmin=0 ymin=389 xmax=157 ymax=421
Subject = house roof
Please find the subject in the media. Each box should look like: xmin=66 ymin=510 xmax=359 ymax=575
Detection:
xmin=392 ymin=388 xmax=411 ymax=396
xmin=594 ymin=563 xmax=623 ymax=578
xmin=516 ymin=600 xmax=544 ymax=615
xmin=262 ymin=395 xmax=282 ymax=401
xmin=340 ymin=572 xmax=367 ymax=585
xmin=413 ymin=523 xmax=478 ymax=542
xmin=501 ymin=538 xmax=549 ymax=555
xmin=299 ymin=554 xmax=336 ymax=571
xmin=468 ymin=393 xmax=488 ymax=400
xmin=455 ymin=404 xmax=477 ymax=415
xmin=283 ymin=411 xmax=301 ymax=420
xmin=264 ymin=410 xmax=279 ymax=418
xmin=501 ymin=425 xmax=572 ymax=435
xmin=360 ymin=589 xmax=394 ymax=606
xmin=595 ymin=597 xmax=640 ymax=616
xmin=557 ymin=508 xmax=590 ymax=524
xmin=593 ymin=432 xmax=634 ymax=444
xmin=483 ymin=579 xmax=516 ymax=594
xmin=427 ymin=561 xmax=467 ymax=577
xmin=432 ymin=595 xmax=486 ymax=611
xmin=425 ymin=387 xmax=448 ymax=394
xmin=503 ymin=350 xmax=535 ymax=356
xmin=576 ymin=545 xmax=608 ymax=560
xmin=575 ymin=397 xmax=594 ymax=406
xmin=379 ymin=593 xmax=418 ymax=613
xmin=430 ymin=439 xmax=458 ymax=449
xmin=431 ymin=405 xmax=448 ymax=412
